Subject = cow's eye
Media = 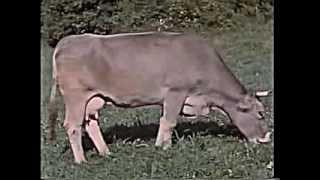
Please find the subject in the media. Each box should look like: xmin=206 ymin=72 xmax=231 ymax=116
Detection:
xmin=258 ymin=112 xmax=264 ymax=119
xmin=237 ymin=107 xmax=250 ymax=113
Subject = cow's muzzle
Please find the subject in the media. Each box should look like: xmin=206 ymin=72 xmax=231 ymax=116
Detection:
xmin=248 ymin=131 xmax=272 ymax=144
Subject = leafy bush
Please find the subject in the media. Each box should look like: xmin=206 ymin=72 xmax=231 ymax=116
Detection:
xmin=41 ymin=0 xmax=273 ymax=47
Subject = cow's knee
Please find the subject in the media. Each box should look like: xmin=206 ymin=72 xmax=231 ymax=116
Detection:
xmin=66 ymin=124 xmax=81 ymax=137
xmin=65 ymin=124 xmax=83 ymax=149
xmin=160 ymin=116 xmax=177 ymax=130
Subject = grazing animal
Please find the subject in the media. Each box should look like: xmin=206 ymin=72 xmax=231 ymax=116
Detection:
xmin=48 ymin=31 xmax=271 ymax=164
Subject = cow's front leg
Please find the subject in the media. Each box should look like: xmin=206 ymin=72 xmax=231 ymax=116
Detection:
xmin=155 ymin=117 xmax=176 ymax=149
xmin=155 ymin=91 xmax=186 ymax=149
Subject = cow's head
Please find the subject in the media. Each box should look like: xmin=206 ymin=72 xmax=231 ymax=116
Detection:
xmin=227 ymin=94 xmax=271 ymax=143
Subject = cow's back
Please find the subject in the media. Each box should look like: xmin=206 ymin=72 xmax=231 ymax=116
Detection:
xmin=53 ymin=32 xmax=244 ymax=105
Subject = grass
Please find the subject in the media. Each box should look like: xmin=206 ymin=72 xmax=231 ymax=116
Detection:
xmin=41 ymin=19 xmax=274 ymax=179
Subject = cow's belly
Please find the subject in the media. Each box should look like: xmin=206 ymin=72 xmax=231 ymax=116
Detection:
xmin=97 ymin=86 xmax=164 ymax=108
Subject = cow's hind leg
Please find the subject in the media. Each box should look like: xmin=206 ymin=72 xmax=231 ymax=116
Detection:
xmin=63 ymin=93 xmax=88 ymax=164
xmin=85 ymin=96 xmax=110 ymax=156
xmin=155 ymin=91 xmax=186 ymax=149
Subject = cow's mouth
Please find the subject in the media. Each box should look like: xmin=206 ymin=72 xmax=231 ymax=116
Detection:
xmin=248 ymin=131 xmax=272 ymax=144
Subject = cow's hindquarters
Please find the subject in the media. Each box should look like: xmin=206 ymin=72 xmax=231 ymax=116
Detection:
xmin=62 ymin=91 xmax=90 ymax=163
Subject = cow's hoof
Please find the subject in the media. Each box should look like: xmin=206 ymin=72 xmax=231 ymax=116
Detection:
xmin=74 ymin=159 xmax=87 ymax=164
xmin=155 ymin=142 xmax=162 ymax=147
xmin=155 ymin=138 xmax=164 ymax=147
xmin=155 ymin=141 xmax=172 ymax=150
xmin=162 ymin=141 xmax=172 ymax=150
xmin=99 ymin=150 xmax=112 ymax=157
xmin=162 ymin=144 xmax=171 ymax=150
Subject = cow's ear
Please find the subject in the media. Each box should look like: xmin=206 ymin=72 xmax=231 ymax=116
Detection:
xmin=237 ymin=95 xmax=252 ymax=112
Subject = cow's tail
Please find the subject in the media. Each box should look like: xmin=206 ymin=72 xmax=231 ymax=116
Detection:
xmin=47 ymin=47 xmax=59 ymax=142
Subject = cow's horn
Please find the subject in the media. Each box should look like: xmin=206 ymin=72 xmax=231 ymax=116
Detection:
xmin=255 ymin=90 xmax=271 ymax=97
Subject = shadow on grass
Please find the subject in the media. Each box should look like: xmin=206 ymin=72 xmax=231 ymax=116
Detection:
xmin=82 ymin=120 xmax=244 ymax=151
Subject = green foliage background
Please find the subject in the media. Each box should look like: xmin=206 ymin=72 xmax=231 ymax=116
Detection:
xmin=41 ymin=0 xmax=273 ymax=47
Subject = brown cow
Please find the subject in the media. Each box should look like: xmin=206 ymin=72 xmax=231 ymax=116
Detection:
xmin=48 ymin=32 xmax=271 ymax=164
